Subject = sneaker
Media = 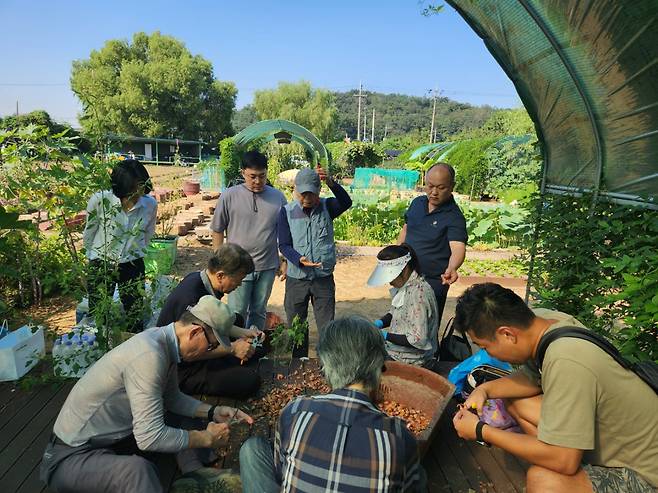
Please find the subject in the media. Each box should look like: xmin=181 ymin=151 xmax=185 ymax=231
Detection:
xmin=169 ymin=467 xmax=241 ymax=493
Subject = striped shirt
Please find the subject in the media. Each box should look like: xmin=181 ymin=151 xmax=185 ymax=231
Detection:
xmin=274 ymin=388 xmax=422 ymax=492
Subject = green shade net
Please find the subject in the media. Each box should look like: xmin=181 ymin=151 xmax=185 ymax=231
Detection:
xmin=352 ymin=168 xmax=420 ymax=190
xmin=448 ymin=0 xmax=658 ymax=205
xmin=232 ymin=119 xmax=329 ymax=166
xmin=408 ymin=142 xmax=455 ymax=163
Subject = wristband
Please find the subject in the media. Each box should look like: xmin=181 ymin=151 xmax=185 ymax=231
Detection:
xmin=381 ymin=329 xmax=388 ymax=340
xmin=207 ymin=405 xmax=217 ymax=422
xmin=475 ymin=421 xmax=490 ymax=447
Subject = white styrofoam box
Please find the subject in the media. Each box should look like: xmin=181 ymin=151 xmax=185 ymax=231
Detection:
xmin=0 ymin=325 xmax=46 ymax=381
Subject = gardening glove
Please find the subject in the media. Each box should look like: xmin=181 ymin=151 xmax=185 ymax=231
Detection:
xmin=373 ymin=319 xmax=384 ymax=329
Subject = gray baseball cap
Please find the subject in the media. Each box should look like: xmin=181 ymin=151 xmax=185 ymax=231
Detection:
xmin=295 ymin=167 xmax=321 ymax=195
xmin=188 ymin=295 xmax=234 ymax=346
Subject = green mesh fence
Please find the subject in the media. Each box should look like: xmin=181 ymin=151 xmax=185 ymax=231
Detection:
xmin=199 ymin=165 xmax=225 ymax=191
xmin=352 ymin=168 xmax=420 ymax=190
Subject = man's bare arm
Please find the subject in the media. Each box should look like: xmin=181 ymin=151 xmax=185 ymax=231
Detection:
xmin=212 ymin=230 xmax=225 ymax=251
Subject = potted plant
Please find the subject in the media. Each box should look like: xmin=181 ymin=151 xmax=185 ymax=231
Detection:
xmin=146 ymin=203 xmax=180 ymax=276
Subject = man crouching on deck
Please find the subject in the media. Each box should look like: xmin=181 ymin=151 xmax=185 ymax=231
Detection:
xmin=40 ymin=295 xmax=253 ymax=493
xmin=451 ymin=283 xmax=657 ymax=493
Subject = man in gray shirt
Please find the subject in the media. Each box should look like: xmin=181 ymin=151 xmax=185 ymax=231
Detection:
xmin=41 ymin=295 xmax=253 ymax=493
xmin=211 ymin=151 xmax=287 ymax=330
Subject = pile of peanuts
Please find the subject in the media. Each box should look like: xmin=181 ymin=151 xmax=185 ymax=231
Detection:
xmin=377 ymin=400 xmax=431 ymax=435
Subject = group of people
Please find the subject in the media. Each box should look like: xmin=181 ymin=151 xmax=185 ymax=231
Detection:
xmin=40 ymin=152 xmax=657 ymax=493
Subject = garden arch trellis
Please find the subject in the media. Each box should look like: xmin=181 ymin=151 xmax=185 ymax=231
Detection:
xmin=232 ymin=119 xmax=330 ymax=166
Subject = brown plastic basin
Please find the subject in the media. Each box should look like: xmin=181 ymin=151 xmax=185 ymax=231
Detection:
xmin=380 ymin=361 xmax=455 ymax=456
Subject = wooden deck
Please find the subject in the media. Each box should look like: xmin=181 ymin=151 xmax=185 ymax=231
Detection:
xmin=0 ymin=360 xmax=527 ymax=493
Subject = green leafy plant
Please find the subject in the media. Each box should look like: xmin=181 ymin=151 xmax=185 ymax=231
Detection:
xmin=528 ymin=194 xmax=657 ymax=362
xmin=269 ymin=315 xmax=308 ymax=362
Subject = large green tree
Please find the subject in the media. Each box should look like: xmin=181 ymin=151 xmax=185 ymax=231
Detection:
xmin=71 ymin=31 xmax=236 ymax=144
xmin=253 ymin=81 xmax=338 ymax=142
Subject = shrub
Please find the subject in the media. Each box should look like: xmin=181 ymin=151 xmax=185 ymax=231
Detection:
xmin=528 ymin=194 xmax=658 ymax=362
xmin=484 ymin=137 xmax=541 ymax=200
xmin=443 ymin=138 xmax=497 ymax=198
xmin=218 ymin=137 xmax=241 ymax=185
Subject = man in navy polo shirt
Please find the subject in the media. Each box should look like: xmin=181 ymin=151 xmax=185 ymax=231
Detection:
xmin=397 ymin=163 xmax=467 ymax=325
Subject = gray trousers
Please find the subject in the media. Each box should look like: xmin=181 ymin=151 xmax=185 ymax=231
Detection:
xmin=284 ymin=274 xmax=335 ymax=358
xmin=41 ymin=416 xmax=212 ymax=493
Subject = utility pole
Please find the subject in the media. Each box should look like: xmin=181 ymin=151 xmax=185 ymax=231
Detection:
xmin=363 ymin=110 xmax=367 ymax=141
xmin=429 ymin=87 xmax=438 ymax=144
xmin=371 ymin=108 xmax=375 ymax=143
xmin=16 ymin=100 xmax=19 ymax=117
xmin=383 ymin=124 xmax=388 ymax=141
xmin=353 ymin=82 xmax=367 ymax=141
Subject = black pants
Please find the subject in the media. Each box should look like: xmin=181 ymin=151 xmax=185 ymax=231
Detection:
xmin=284 ymin=275 xmax=336 ymax=358
xmin=88 ymin=258 xmax=145 ymax=333
xmin=425 ymin=277 xmax=450 ymax=326
xmin=177 ymin=355 xmax=262 ymax=398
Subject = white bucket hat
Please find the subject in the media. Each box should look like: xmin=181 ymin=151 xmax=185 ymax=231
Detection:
xmin=367 ymin=253 xmax=412 ymax=287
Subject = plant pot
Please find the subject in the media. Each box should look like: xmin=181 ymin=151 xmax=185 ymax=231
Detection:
xmin=183 ymin=180 xmax=201 ymax=197
xmin=379 ymin=361 xmax=455 ymax=457
xmin=145 ymin=236 xmax=179 ymax=275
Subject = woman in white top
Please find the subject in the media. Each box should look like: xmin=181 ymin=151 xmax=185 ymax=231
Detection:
xmin=367 ymin=243 xmax=439 ymax=368
xmin=83 ymin=160 xmax=157 ymax=333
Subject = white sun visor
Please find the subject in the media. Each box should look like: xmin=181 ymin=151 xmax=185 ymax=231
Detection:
xmin=366 ymin=253 xmax=411 ymax=287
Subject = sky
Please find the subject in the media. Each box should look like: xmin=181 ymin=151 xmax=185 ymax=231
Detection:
xmin=0 ymin=0 xmax=521 ymax=126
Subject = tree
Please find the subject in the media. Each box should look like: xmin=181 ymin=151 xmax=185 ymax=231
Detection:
xmin=253 ymin=81 xmax=338 ymax=142
xmin=232 ymin=104 xmax=259 ymax=133
xmin=71 ymin=31 xmax=236 ymax=144
xmin=0 ymin=110 xmax=92 ymax=152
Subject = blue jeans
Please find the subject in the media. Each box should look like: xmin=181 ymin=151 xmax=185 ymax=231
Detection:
xmin=239 ymin=437 xmax=280 ymax=493
xmin=227 ymin=269 xmax=276 ymax=330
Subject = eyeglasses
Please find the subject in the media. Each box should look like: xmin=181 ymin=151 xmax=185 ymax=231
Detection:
xmin=201 ymin=327 xmax=220 ymax=352
xmin=252 ymin=192 xmax=258 ymax=213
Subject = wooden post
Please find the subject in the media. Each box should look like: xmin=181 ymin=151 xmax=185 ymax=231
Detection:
xmin=155 ymin=141 xmax=159 ymax=165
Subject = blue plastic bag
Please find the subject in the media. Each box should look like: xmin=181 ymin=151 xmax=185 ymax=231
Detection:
xmin=448 ymin=349 xmax=512 ymax=395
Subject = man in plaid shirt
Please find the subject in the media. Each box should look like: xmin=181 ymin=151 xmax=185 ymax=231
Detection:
xmin=240 ymin=316 xmax=424 ymax=492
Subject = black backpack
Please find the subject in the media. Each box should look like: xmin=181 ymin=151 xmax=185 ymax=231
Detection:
xmin=536 ymin=327 xmax=658 ymax=395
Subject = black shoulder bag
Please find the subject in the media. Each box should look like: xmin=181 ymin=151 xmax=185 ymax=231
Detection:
xmin=438 ymin=317 xmax=473 ymax=362
xmin=536 ymin=327 xmax=658 ymax=395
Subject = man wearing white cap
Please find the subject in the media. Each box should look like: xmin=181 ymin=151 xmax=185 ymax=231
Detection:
xmin=367 ymin=244 xmax=439 ymax=367
xmin=278 ymin=165 xmax=352 ymax=357
xmin=41 ymin=295 xmax=253 ymax=493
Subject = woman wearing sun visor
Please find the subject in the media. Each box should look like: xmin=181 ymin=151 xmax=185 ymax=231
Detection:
xmin=367 ymin=243 xmax=439 ymax=368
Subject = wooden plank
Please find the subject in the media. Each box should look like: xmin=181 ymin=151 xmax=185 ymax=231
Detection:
xmin=422 ymin=450 xmax=452 ymax=492
xmin=429 ymin=427 xmax=471 ymax=492
xmin=439 ymin=400 xmax=493 ymax=492
xmin=6 ymin=413 xmax=58 ymax=493
xmin=0 ymin=383 xmax=21 ymax=409
xmin=465 ymin=440 xmax=518 ymax=493
xmin=0 ymin=382 xmax=64 ymax=452
xmin=0 ymin=382 xmax=72 ymax=481
xmin=489 ymin=444 xmax=527 ymax=493
xmin=0 ymin=382 xmax=54 ymax=432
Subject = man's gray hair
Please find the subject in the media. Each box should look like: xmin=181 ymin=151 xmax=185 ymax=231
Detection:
xmin=207 ymin=243 xmax=255 ymax=277
xmin=317 ymin=316 xmax=387 ymax=392
xmin=426 ymin=162 xmax=456 ymax=185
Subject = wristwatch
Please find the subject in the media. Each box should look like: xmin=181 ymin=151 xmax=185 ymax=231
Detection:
xmin=207 ymin=405 xmax=217 ymax=422
xmin=475 ymin=421 xmax=490 ymax=447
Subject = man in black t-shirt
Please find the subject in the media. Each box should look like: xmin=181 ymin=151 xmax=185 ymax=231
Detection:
xmin=397 ymin=163 xmax=467 ymax=325
xmin=157 ymin=243 xmax=262 ymax=398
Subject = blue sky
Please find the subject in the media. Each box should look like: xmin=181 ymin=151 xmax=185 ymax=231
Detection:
xmin=0 ymin=0 xmax=521 ymax=126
